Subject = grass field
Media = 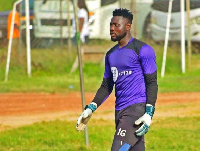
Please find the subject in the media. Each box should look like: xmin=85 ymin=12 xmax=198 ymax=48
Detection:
xmin=0 ymin=117 xmax=199 ymax=151
xmin=0 ymin=40 xmax=200 ymax=93
xmin=0 ymin=40 xmax=200 ymax=150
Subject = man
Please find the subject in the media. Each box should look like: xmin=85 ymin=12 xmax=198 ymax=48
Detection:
xmin=76 ymin=8 xmax=158 ymax=151
xmin=72 ymin=0 xmax=90 ymax=44
xmin=7 ymin=4 xmax=20 ymax=54
xmin=7 ymin=5 xmax=20 ymax=40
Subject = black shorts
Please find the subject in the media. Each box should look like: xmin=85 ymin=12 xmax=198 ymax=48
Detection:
xmin=114 ymin=103 xmax=146 ymax=146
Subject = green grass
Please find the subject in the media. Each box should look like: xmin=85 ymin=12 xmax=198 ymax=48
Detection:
xmin=0 ymin=117 xmax=199 ymax=151
xmin=0 ymin=41 xmax=200 ymax=93
xmin=0 ymin=0 xmax=16 ymax=11
xmin=146 ymin=117 xmax=200 ymax=151
xmin=153 ymin=42 xmax=200 ymax=92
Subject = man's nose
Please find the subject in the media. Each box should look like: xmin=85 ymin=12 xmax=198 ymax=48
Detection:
xmin=110 ymin=25 xmax=114 ymax=31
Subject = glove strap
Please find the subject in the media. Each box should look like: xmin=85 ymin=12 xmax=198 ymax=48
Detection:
xmin=85 ymin=102 xmax=97 ymax=113
xmin=146 ymin=104 xmax=155 ymax=118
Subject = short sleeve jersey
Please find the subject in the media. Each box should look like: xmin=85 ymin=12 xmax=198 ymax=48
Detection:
xmin=104 ymin=38 xmax=157 ymax=110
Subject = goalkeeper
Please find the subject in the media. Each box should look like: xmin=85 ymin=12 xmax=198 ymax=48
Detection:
xmin=76 ymin=8 xmax=158 ymax=151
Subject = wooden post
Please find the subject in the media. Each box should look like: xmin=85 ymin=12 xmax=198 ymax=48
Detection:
xmin=186 ymin=0 xmax=191 ymax=70
xmin=67 ymin=0 xmax=72 ymax=50
xmin=59 ymin=0 xmax=63 ymax=46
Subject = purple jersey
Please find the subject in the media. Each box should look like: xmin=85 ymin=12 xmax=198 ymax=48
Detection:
xmin=103 ymin=38 xmax=157 ymax=110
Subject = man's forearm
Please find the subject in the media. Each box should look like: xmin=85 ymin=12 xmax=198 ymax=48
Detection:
xmin=14 ymin=24 xmax=19 ymax=30
xmin=92 ymin=77 xmax=114 ymax=107
xmin=144 ymin=71 xmax=158 ymax=106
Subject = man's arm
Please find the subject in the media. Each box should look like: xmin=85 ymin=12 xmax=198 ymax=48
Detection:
xmin=139 ymin=44 xmax=158 ymax=106
xmin=135 ymin=44 xmax=158 ymax=136
xmin=14 ymin=24 xmax=19 ymax=30
xmin=79 ymin=17 xmax=84 ymax=32
xmin=92 ymin=77 xmax=114 ymax=107
xmin=78 ymin=9 xmax=87 ymax=33
xmin=76 ymin=54 xmax=114 ymax=131
xmin=92 ymin=53 xmax=114 ymax=107
xmin=76 ymin=77 xmax=114 ymax=131
xmin=144 ymin=71 xmax=158 ymax=107
xmin=14 ymin=12 xmax=20 ymax=30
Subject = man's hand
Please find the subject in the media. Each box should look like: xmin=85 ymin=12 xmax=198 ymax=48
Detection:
xmin=135 ymin=104 xmax=155 ymax=136
xmin=76 ymin=108 xmax=92 ymax=131
xmin=76 ymin=102 xmax=97 ymax=132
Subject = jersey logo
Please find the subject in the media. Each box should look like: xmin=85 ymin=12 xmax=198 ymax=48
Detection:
xmin=117 ymin=128 xmax=126 ymax=137
xmin=119 ymin=70 xmax=132 ymax=76
xmin=111 ymin=67 xmax=132 ymax=82
xmin=111 ymin=67 xmax=118 ymax=82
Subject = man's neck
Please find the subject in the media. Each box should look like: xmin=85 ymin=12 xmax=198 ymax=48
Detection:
xmin=118 ymin=35 xmax=132 ymax=48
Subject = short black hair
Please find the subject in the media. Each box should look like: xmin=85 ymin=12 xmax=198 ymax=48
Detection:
xmin=113 ymin=8 xmax=133 ymax=24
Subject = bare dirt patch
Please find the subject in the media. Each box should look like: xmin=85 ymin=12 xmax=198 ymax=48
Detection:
xmin=0 ymin=92 xmax=200 ymax=130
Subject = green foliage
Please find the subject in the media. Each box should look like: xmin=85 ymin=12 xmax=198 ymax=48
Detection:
xmin=0 ymin=0 xmax=16 ymax=11
xmin=0 ymin=117 xmax=199 ymax=150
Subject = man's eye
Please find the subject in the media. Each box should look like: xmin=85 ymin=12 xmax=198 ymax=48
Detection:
xmin=110 ymin=23 xmax=120 ymax=27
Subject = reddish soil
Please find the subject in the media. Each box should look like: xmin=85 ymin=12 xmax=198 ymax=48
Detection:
xmin=0 ymin=92 xmax=200 ymax=130
xmin=0 ymin=92 xmax=115 ymax=116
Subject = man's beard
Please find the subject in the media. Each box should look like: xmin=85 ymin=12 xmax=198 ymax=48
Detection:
xmin=111 ymin=32 xmax=127 ymax=42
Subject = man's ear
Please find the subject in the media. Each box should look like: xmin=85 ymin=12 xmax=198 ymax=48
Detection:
xmin=126 ymin=23 xmax=131 ymax=31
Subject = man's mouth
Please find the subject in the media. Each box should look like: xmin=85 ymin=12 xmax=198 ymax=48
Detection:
xmin=110 ymin=33 xmax=115 ymax=37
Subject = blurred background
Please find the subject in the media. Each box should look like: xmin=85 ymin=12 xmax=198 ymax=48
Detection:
xmin=0 ymin=0 xmax=200 ymax=49
xmin=0 ymin=0 xmax=199 ymax=90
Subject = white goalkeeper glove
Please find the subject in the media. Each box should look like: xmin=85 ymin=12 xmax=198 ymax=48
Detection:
xmin=135 ymin=104 xmax=155 ymax=136
xmin=76 ymin=102 xmax=97 ymax=132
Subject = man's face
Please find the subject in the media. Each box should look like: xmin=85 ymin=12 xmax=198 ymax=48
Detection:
xmin=110 ymin=16 xmax=129 ymax=42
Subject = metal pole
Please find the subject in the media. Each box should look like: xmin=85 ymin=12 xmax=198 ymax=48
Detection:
xmin=161 ymin=0 xmax=173 ymax=77
xmin=130 ymin=0 xmax=134 ymax=36
xmin=25 ymin=0 xmax=31 ymax=77
xmin=72 ymin=0 xmax=89 ymax=146
xmin=133 ymin=0 xmax=137 ymax=37
xmin=5 ymin=0 xmax=23 ymax=81
xmin=180 ymin=0 xmax=185 ymax=73
xmin=186 ymin=0 xmax=191 ymax=70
